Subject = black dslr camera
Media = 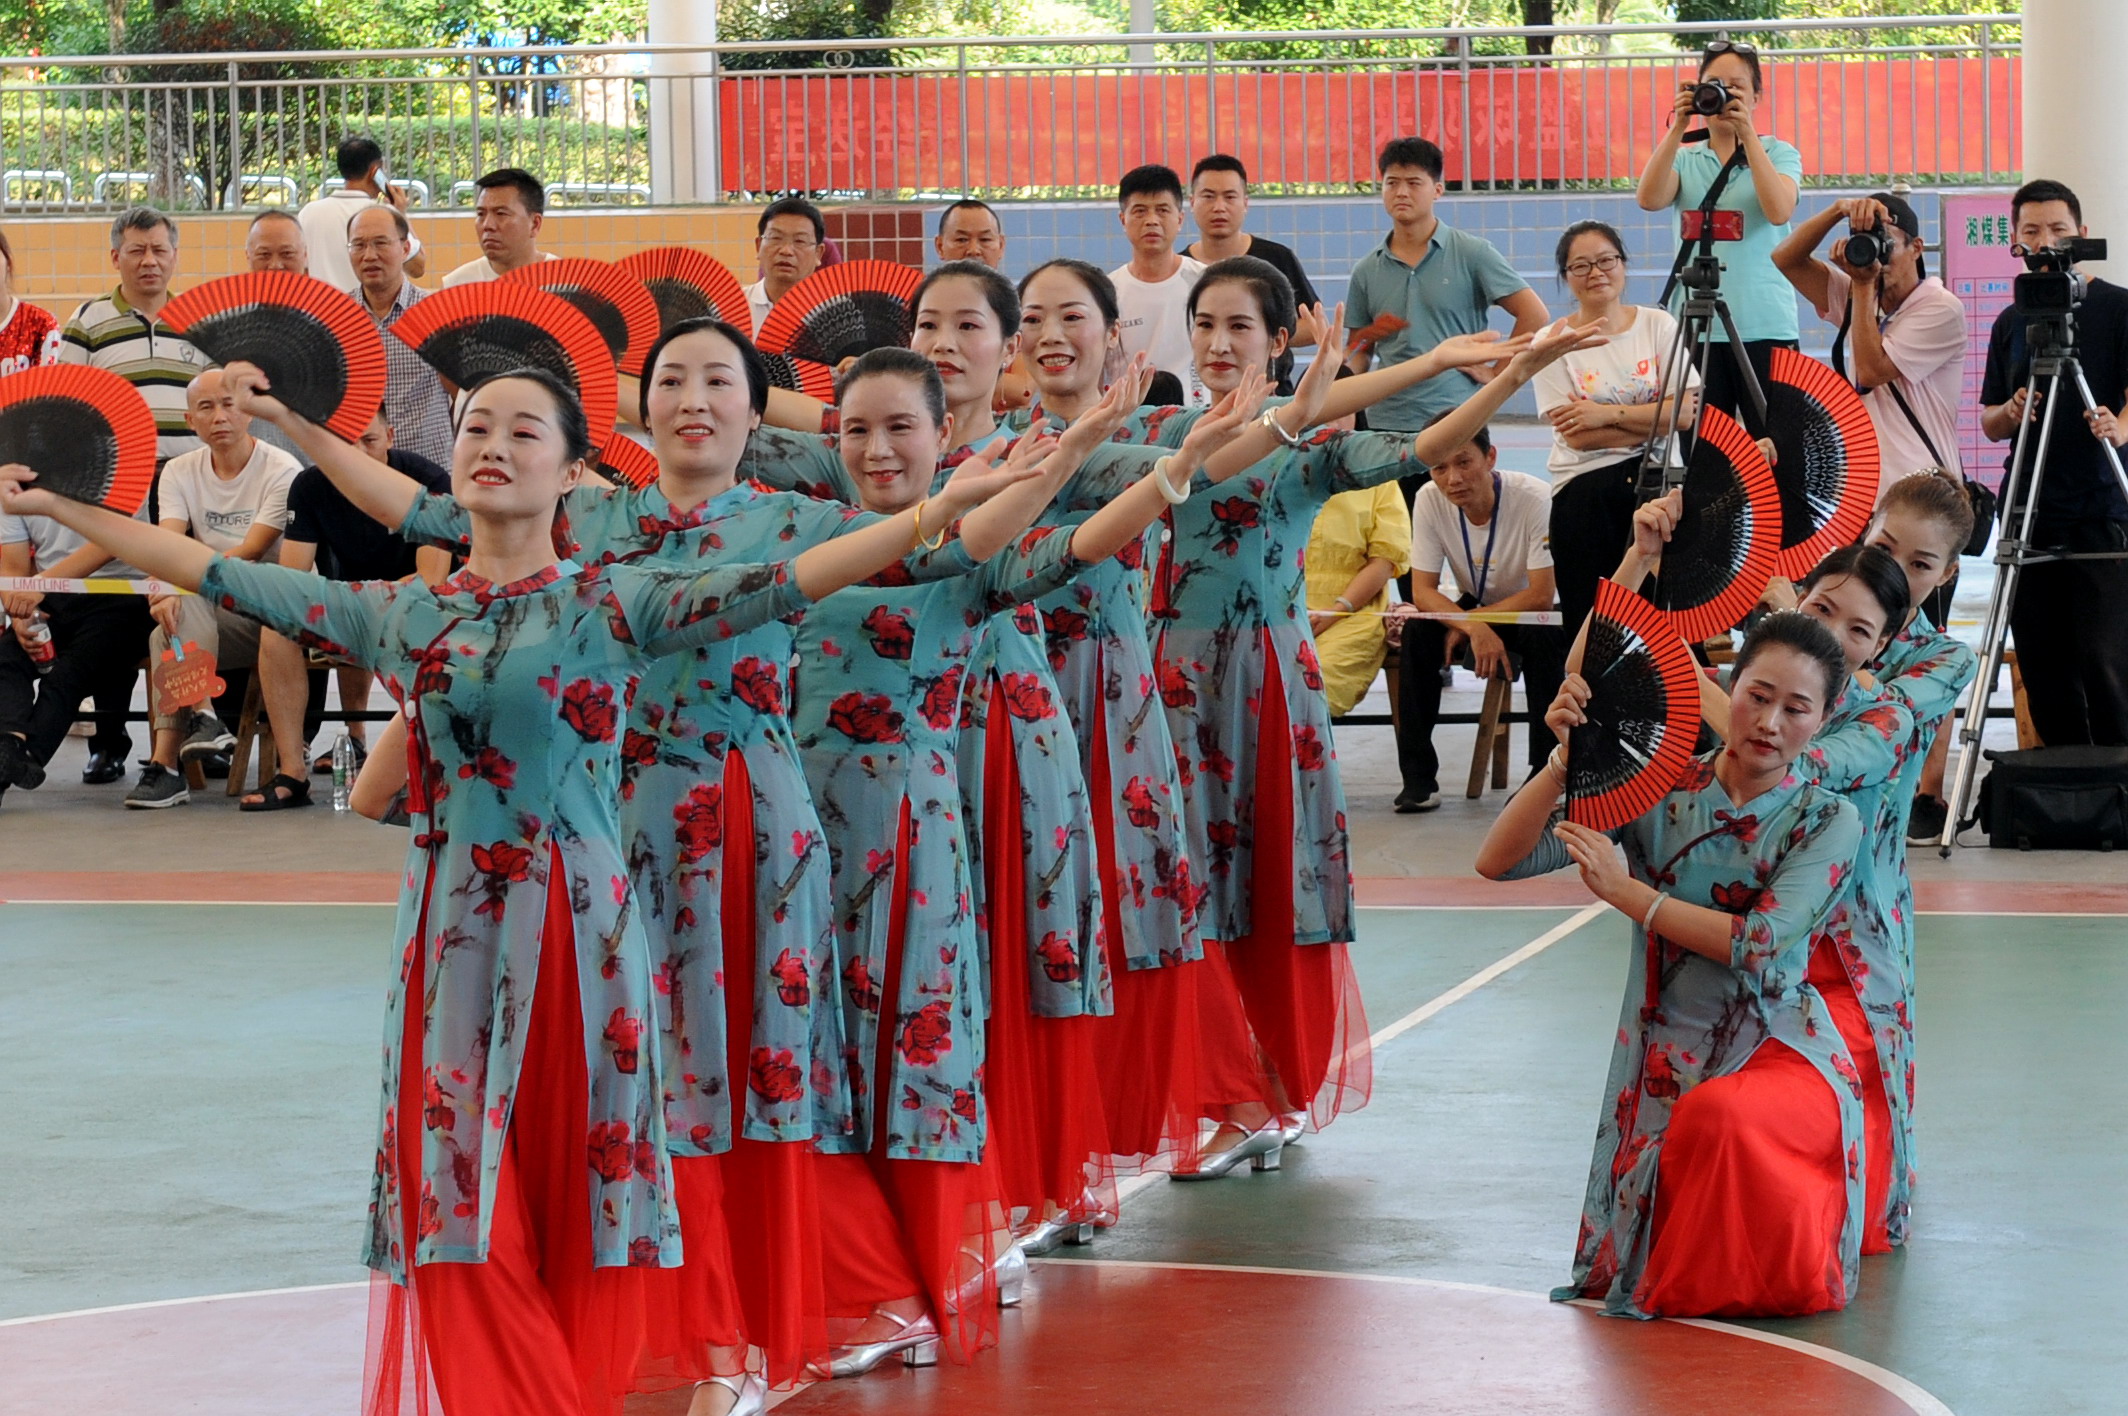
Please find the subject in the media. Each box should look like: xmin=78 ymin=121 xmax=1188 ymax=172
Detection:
xmin=1843 ymin=227 xmax=1896 ymax=268
xmin=1691 ymin=78 xmax=1733 ymax=116
xmin=2015 ymin=237 xmax=2108 ymax=314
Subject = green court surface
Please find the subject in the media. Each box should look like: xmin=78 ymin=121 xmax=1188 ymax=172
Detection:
xmin=3 ymin=901 xmax=2123 ymax=1415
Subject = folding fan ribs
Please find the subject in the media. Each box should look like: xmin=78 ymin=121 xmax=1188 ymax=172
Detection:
xmin=161 ymin=271 xmax=387 ymax=442
xmin=596 ymin=434 xmax=660 ymax=491
xmin=615 ymin=247 xmax=750 ymax=333
xmin=501 ymin=257 xmax=663 ymax=378
xmin=760 ymin=352 xmax=838 ymax=400
xmin=1567 ymin=578 xmax=1704 ymax=832
xmin=1764 ymin=347 xmax=1883 ymax=579
xmin=0 ymin=365 xmax=159 ymax=515
xmin=1658 ymin=405 xmax=1782 ymax=644
xmin=388 ymin=284 xmax=619 ymax=438
xmin=756 ymin=260 xmax=924 ymax=367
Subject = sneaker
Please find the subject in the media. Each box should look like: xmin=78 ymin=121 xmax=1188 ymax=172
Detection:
xmin=124 ymin=762 xmax=190 ymax=809
xmin=178 ymin=713 xmax=236 ymax=763
xmin=1905 ymin=792 xmax=1949 ymax=846
xmin=0 ymin=734 xmax=45 ymax=792
xmin=1394 ymin=787 xmax=1442 ymax=814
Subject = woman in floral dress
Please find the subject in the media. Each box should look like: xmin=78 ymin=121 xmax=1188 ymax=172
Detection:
xmin=1478 ymin=609 xmax=1867 ymax=1319
xmin=0 ymin=363 xmax=1039 ymax=1416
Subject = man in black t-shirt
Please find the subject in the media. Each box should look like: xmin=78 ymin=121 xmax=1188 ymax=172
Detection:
xmin=1979 ymin=178 xmax=2128 ymax=747
xmin=1183 ymin=154 xmax=1322 ymax=395
xmin=240 ymin=404 xmax=452 ymax=809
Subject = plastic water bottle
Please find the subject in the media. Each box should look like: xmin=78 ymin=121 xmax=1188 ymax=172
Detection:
xmin=21 ymin=611 xmax=56 ymax=675
xmin=331 ymin=733 xmax=354 ymax=813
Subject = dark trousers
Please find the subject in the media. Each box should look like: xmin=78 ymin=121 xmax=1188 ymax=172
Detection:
xmin=2009 ymin=518 xmax=2128 ymax=746
xmin=1395 ymin=613 xmax=1568 ymax=795
xmin=1549 ymin=455 xmax=1643 ymax=641
xmin=1696 ymin=337 xmax=1798 ymax=429
xmin=0 ymin=595 xmax=152 ymax=766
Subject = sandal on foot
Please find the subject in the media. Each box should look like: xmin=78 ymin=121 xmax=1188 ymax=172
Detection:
xmin=240 ymin=773 xmax=314 ymax=812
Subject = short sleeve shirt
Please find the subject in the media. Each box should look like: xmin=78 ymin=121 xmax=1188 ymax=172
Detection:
xmin=155 ymin=440 xmax=302 ymax=556
xmin=1669 ymin=137 xmax=1806 ymax=343
xmin=286 ymin=449 xmax=452 ymax=582
xmin=0 ymin=510 xmax=143 ymax=579
xmin=1111 ymin=257 xmax=1210 ymax=407
xmin=1531 ymin=306 xmax=1699 ymax=485
xmin=1981 ymin=276 xmax=2128 ymax=526
xmin=1818 ymin=269 xmax=1969 ymax=483
xmin=0 ymin=298 xmax=62 ymax=376
xmin=1344 ymin=223 xmax=1529 ymax=431
xmin=1411 ymin=469 xmax=1555 ymax=605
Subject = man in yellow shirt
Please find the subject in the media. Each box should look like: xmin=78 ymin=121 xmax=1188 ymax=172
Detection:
xmin=1304 ymin=482 xmax=1412 ymax=718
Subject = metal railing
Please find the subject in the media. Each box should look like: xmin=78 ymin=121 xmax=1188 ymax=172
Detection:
xmin=0 ymin=16 xmax=2021 ymax=213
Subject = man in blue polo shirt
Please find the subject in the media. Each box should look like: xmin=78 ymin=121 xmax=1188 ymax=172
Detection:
xmin=1344 ymin=137 xmax=1549 ymax=435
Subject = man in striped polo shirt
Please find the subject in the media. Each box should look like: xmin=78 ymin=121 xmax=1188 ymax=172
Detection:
xmin=57 ymin=207 xmax=204 ymax=467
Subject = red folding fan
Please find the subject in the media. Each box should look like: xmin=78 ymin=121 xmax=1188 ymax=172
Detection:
xmin=500 ymin=257 xmax=663 ymax=379
xmin=760 ymin=352 xmax=838 ymax=400
xmin=756 ymin=260 xmax=924 ymax=367
xmin=0 ymin=365 xmax=158 ymax=515
xmin=161 ymin=271 xmax=387 ymax=443
xmin=615 ymin=247 xmax=751 ymax=334
xmin=1764 ymin=347 xmax=1883 ymax=579
xmin=1567 ymin=577 xmax=1705 ymax=832
xmin=388 ymin=284 xmax=619 ymax=439
xmin=596 ymin=434 xmax=660 ymax=491
xmin=1657 ymin=405 xmax=1783 ymax=644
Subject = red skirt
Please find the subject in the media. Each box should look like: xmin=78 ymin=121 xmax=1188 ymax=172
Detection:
xmin=1196 ymin=644 xmax=1372 ymax=1128
xmin=813 ymin=798 xmax=1002 ymax=1362
xmin=1807 ymin=936 xmax=1894 ymax=1255
xmin=365 ymin=846 xmax=746 ymax=1416
xmin=1637 ymin=1041 xmax=1851 ymax=1318
xmin=979 ymin=684 xmax=1115 ymax=1220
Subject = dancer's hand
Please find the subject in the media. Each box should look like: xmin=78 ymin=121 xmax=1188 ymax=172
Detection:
xmin=1631 ymin=488 xmax=1684 ymax=559
xmin=934 ymin=431 xmax=1058 ymax=522
xmin=1554 ymin=820 xmax=1633 ymax=905
xmin=1055 ymin=355 xmax=1151 ymax=459
xmin=1283 ymin=302 xmax=1348 ymax=429
xmin=222 ymin=361 xmax=297 ymax=427
xmin=1544 ymin=671 xmax=1591 ymax=746
xmin=0 ymin=463 xmax=53 ymax=518
xmin=1507 ymin=318 xmax=1608 ymax=383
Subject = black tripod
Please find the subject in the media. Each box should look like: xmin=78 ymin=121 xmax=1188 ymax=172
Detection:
xmin=1938 ymin=317 xmax=2128 ymax=854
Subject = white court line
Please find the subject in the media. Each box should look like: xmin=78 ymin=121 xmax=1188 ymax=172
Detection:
xmin=0 ymin=899 xmax=393 ymax=908
xmin=1366 ymin=902 xmax=1608 ymax=1050
xmin=0 ymin=1280 xmax=364 ymax=1328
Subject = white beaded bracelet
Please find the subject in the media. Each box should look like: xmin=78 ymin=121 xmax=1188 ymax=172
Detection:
xmin=1642 ymin=892 xmax=1666 ymax=936
xmin=1148 ymin=455 xmax=1190 ymax=505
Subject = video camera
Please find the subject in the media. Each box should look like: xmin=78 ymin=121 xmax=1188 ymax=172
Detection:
xmin=1691 ymin=78 xmax=1734 ymax=117
xmin=2016 ymin=237 xmax=2108 ymax=314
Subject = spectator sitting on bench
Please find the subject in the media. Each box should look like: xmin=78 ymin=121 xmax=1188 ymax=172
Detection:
xmin=0 ymin=506 xmax=154 ymax=805
xmin=1391 ymin=418 xmax=1566 ymax=814
xmin=127 ymin=367 xmax=301 ymax=810
xmin=240 ymin=403 xmax=450 ymax=811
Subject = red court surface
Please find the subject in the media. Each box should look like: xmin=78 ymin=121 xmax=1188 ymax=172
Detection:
xmin=0 ymin=1261 xmax=1946 ymax=1416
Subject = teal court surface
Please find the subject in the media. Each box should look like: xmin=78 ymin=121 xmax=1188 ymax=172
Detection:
xmin=4 ymin=867 xmax=2124 ymax=1416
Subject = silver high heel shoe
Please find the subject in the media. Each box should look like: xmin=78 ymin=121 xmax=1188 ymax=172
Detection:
xmin=994 ymin=1242 xmax=1029 ymax=1307
xmin=1279 ymin=1111 xmax=1307 ymax=1146
xmin=827 ymin=1310 xmax=941 ymax=1377
xmin=1169 ymin=1121 xmax=1285 ymax=1181
xmin=692 ymin=1371 xmax=767 ymax=1416
xmin=1019 ymin=1212 xmax=1096 ymax=1255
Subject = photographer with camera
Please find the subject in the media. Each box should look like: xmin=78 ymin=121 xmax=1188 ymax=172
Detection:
xmin=1774 ymin=194 xmax=1968 ymax=486
xmin=1978 ymin=179 xmax=2128 ymax=747
xmin=1636 ymin=39 xmax=1802 ymax=418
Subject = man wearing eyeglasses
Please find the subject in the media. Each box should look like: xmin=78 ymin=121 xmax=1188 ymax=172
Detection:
xmin=749 ymin=197 xmax=827 ymax=337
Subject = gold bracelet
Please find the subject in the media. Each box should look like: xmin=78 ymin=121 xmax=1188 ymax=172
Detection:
xmin=910 ymin=497 xmax=948 ymax=553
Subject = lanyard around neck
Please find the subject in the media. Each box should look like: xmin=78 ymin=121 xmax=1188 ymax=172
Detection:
xmin=1459 ymin=472 xmax=1503 ymax=605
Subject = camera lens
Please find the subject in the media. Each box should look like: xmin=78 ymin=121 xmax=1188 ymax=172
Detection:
xmin=1845 ymin=230 xmax=1893 ymax=268
xmin=1692 ymin=79 xmax=1731 ymax=117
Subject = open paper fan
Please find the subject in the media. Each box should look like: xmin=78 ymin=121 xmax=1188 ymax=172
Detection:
xmin=761 ymin=352 xmax=838 ymax=400
xmin=596 ymin=435 xmax=660 ymax=491
xmin=756 ymin=260 xmax=923 ymax=367
xmin=0 ymin=365 xmax=159 ymax=515
xmin=161 ymin=272 xmax=387 ymax=443
xmin=388 ymin=284 xmax=618 ymax=438
xmin=1567 ymin=578 xmax=1705 ymax=832
xmin=615 ymin=247 xmax=750 ymax=333
xmin=1764 ymin=347 xmax=1883 ymax=579
xmin=501 ymin=257 xmax=662 ymax=378
xmin=1658 ymin=406 xmax=1783 ymax=644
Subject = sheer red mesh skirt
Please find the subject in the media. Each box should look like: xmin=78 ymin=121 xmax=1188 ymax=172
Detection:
xmin=979 ymin=684 xmax=1116 ymax=1223
xmin=813 ymin=797 xmax=1002 ymax=1363
xmin=364 ymin=845 xmax=747 ymax=1416
xmin=1807 ymin=935 xmax=1894 ymax=1255
xmin=1637 ymin=1040 xmax=1852 ymax=1318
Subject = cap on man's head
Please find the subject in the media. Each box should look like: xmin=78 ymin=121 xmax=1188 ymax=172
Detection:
xmin=1868 ymin=193 xmax=1924 ymax=243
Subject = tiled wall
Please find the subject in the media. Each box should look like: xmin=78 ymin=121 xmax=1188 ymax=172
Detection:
xmin=2 ymin=189 xmax=1951 ymax=417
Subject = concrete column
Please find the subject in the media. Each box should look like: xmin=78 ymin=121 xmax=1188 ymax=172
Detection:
xmin=647 ymin=0 xmax=719 ymax=206
xmin=2023 ymin=0 xmax=2120 ymax=266
xmin=1128 ymin=0 xmax=1157 ymax=67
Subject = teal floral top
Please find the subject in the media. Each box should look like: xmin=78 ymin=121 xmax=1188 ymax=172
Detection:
xmin=1499 ymin=755 xmax=1867 ymax=1318
xmin=198 ymin=550 xmax=812 ymax=1281
xmin=1868 ymin=610 xmax=1978 ymax=972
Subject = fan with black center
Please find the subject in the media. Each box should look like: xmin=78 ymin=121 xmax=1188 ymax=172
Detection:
xmin=761 ymin=352 xmax=838 ymax=401
xmin=1763 ymin=347 xmax=1883 ymax=579
xmin=615 ymin=247 xmax=751 ymax=333
xmin=756 ymin=260 xmax=924 ymax=367
xmin=501 ymin=257 xmax=663 ymax=379
xmin=388 ymin=284 xmax=619 ymax=438
xmin=1567 ymin=577 xmax=1705 ymax=832
xmin=1656 ymin=405 xmax=1783 ymax=644
xmin=596 ymin=435 xmax=660 ymax=491
xmin=0 ymin=365 xmax=159 ymax=515
xmin=161 ymin=271 xmax=387 ymax=443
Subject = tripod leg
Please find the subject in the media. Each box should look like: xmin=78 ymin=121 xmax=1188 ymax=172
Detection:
xmin=1712 ymin=301 xmax=1770 ymax=433
xmin=1640 ymin=310 xmax=1702 ymax=499
xmin=2068 ymin=363 xmax=2128 ymax=507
